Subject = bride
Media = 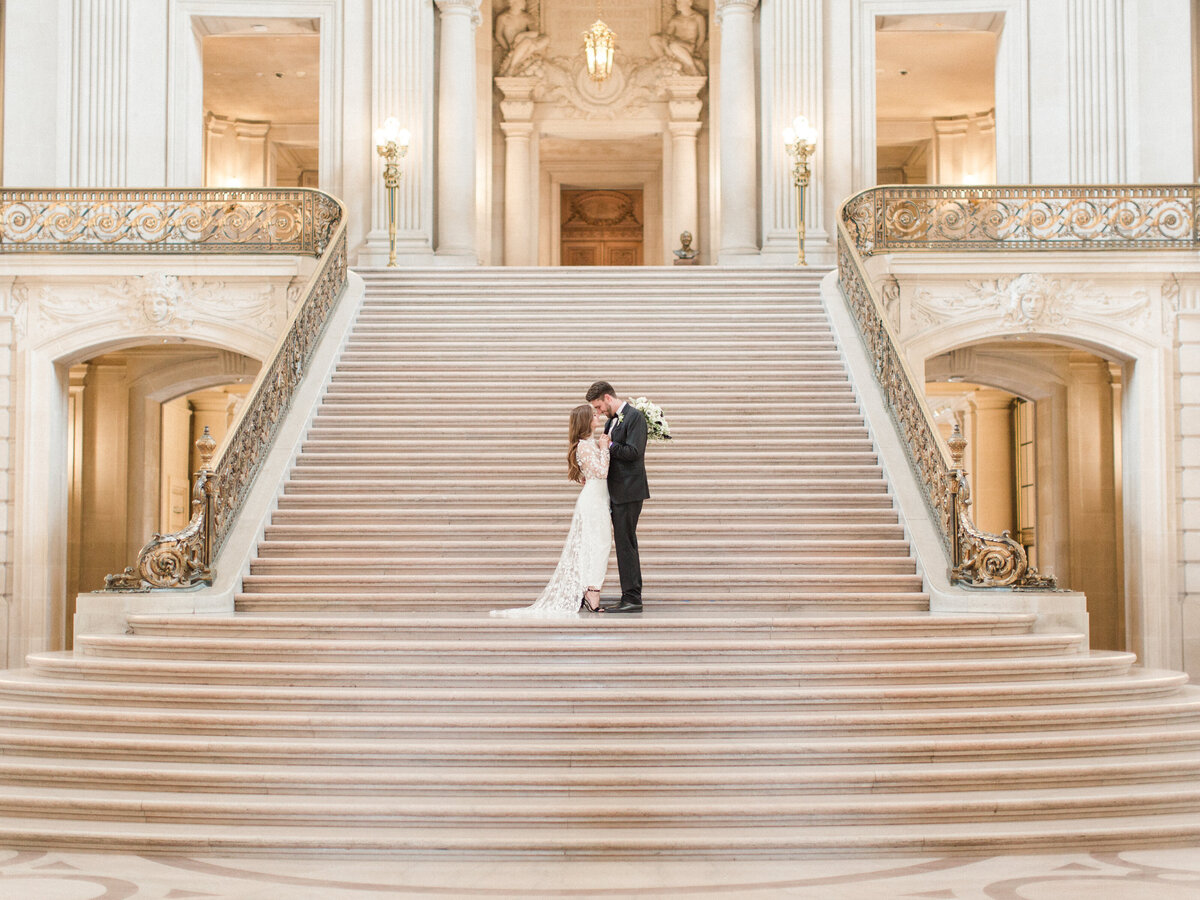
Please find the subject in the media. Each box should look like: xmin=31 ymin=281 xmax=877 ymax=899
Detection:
xmin=491 ymin=404 xmax=611 ymax=617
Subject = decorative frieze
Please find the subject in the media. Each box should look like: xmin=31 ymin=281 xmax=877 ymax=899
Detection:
xmin=905 ymin=274 xmax=1151 ymax=334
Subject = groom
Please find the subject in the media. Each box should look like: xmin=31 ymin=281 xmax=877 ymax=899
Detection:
xmin=587 ymin=381 xmax=649 ymax=613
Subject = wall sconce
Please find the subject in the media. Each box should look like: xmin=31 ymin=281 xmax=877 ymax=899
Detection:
xmin=373 ymin=117 xmax=411 ymax=268
xmin=782 ymin=115 xmax=818 ymax=266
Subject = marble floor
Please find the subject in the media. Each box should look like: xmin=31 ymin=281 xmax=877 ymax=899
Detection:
xmin=2 ymin=847 xmax=1200 ymax=899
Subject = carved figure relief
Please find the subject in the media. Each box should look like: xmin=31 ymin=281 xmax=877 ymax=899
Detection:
xmin=881 ymin=275 xmax=901 ymax=329
xmin=10 ymin=275 xmax=282 ymax=347
xmin=651 ymin=0 xmax=708 ymax=76
xmin=493 ymin=0 xmax=706 ymax=121
xmin=494 ymin=0 xmax=550 ymax=77
xmin=124 ymin=273 xmax=192 ymax=329
xmin=908 ymin=273 xmax=1151 ymax=334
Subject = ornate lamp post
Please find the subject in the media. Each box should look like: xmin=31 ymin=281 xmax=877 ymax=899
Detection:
xmin=782 ymin=115 xmax=818 ymax=266
xmin=373 ymin=117 xmax=411 ymax=267
xmin=583 ymin=1 xmax=616 ymax=81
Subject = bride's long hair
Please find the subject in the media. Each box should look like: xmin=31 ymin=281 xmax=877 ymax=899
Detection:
xmin=566 ymin=404 xmax=596 ymax=484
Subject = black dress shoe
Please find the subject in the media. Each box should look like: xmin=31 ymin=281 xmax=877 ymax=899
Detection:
xmin=607 ymin=601 xmax=643 ymax=614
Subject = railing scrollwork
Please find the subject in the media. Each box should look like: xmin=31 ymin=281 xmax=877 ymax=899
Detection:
xmin=0 ymin=188 xmax=349 ymax=591
xmin=837 ymin=185 xmax=1105 ymax=589
xmin=106 ymin=427 xmax=219 ymax=590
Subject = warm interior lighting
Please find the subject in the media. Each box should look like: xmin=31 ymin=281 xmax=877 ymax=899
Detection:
xmin=373 ymin=117 xmax=410 ymax=151
xmin=583 ymin=4 xmax=616 ymax=82
xmin=786 ymin=116 xmax=818 ymax=149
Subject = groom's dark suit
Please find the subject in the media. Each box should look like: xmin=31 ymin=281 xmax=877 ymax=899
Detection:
xmin=605 ymin=402 xmax=650 ymax=607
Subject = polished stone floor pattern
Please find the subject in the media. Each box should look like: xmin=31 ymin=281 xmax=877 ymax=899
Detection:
xmin=2 ymin=847 xmax=1200 ymax=899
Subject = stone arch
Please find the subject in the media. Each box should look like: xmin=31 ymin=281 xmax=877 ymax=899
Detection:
xmin=8 ymin=330 xmax=267 ymax=666
xmin=914 ymin=325 xmax=1174 ymax=666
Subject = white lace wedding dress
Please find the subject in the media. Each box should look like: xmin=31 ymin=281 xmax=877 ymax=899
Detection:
xmin=491 ymin=438 xmax=612 ymax=618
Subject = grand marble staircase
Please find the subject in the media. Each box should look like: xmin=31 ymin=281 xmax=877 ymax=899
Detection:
xmin=0 ymin=267 xmax=1198 ymax=856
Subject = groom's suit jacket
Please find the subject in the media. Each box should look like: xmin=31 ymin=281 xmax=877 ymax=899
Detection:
xmin=605 ymin=403 xmax=650 ymax=505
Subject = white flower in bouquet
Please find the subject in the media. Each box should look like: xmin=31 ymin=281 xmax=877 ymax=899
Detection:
xmin=631 ymin=396 xmax=672 ymax=441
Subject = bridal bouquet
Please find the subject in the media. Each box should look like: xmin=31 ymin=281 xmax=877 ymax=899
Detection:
xmin=631 ymin=396 xmax=672 ymax=441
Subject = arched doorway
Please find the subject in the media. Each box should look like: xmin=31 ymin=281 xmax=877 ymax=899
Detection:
xmin=925 ymin=342 xmax=1125 ymax=650
xmin=63 ymin=344 xmax=259 ymax=648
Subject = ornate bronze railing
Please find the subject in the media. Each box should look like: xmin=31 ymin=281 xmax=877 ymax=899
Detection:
xmin=0 ymin=188 xmax=348 ymax=590
xmin=841 ymin=184 xmax=1197 ymax=255
xmin=836 ymin=184 xmax=1195 ymax=588
xmin=0 ymin=189 xmax=340 ymax=255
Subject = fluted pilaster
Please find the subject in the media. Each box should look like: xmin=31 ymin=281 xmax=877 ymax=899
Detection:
xmin=1066 ymin=0 xmax=1128 ymax=181
xmin=715 ymin=0 xmax=760 ymax=263
xmin=70 ymin=0 xmax=130 ymax=186
xmin=435 ymin=0 xmax=482 ymax=263
xmin=369 ymin=0 xmax=435 ymax=260
xmin=762 ymin=0 xmax=824 ymax=262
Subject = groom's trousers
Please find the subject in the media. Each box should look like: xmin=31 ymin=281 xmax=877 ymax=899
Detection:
xmin=611 ymin=499 xmax=643 ymax=604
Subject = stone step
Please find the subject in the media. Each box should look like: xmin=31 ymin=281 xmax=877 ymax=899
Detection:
xmin=231 ymin=594 xmax=932 ymax=611
xmin=5 ymin=782 xmax=1200 ymax=832
xmin=120 ymin=612 xmax=1035 ymax=639
xmin=1 ymin=814 xmax=1199 ymax=857
xmin=73 ymin=631 xmax=1080 ymax=662
xmin=324 ymin=377 xmax=853 ymax=390
xmin=299 ymin=430 xmax=867 ymax=445
xmin=2 ymin=669 xmax=1183 ymax=713
xmin=269 ymin=497 xmax=899 ymax=512
xmin=12 ymin=695 xmax=1200 ymax=741
xmin=276 ymin=479 xmax=890 ymax=496
xmin=24 ymin=650 xmax=1135 ymax=686
xmin=245 ymin=560 xmax=920 ymax=579
xmin=291 ymin=452 xmax=879 ymax=466
xmin=0 ymin=720 xmax=1196 ymax=769
xmin=238 ymin=575 xmax=928 ymax=595
xmin=0 ymin=752 xmax=1197 ymax=796
xmin=251 ymin=539 xmax=915 ymax=558
xmin=260 ymin=522 xmax=907 ymax=539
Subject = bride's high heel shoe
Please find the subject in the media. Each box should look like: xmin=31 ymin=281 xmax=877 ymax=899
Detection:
xmin=580 ymin=587 xmax=603 ymax=613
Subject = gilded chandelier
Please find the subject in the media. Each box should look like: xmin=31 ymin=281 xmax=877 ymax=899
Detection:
xmin=583 ymin=1 xmax=615 ymax=81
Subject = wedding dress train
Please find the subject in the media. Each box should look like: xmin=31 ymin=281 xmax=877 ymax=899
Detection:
xmin=491 ymin=438 xmax=611 ymax=618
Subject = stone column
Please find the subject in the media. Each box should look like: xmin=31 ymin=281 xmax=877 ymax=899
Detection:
xmin=968 ymin=389 xmax=1016 ymax=537
xmin=434 ymin=0 xmax=483 ymax=264
xmin=1066 ymin=353 xmax=1121 ymax=650
xmin=496 ymin=77 xmax=538 ymax=267
xmin=715 ymin=0 xmax=760 ymax=263
xmin=664 ymin=76 xmax=707 ymax=262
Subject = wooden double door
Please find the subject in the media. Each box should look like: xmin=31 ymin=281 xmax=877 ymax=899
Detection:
xmin=560 ymin=189 xmax=644 ymax=267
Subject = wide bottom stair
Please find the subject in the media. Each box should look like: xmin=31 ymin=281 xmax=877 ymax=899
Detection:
xmin=0 ymin=268 xmax=1197 ymax=856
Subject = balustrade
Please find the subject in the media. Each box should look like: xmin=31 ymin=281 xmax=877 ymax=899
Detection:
xmin=0 ymin=188 xmax=347 ymax=590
